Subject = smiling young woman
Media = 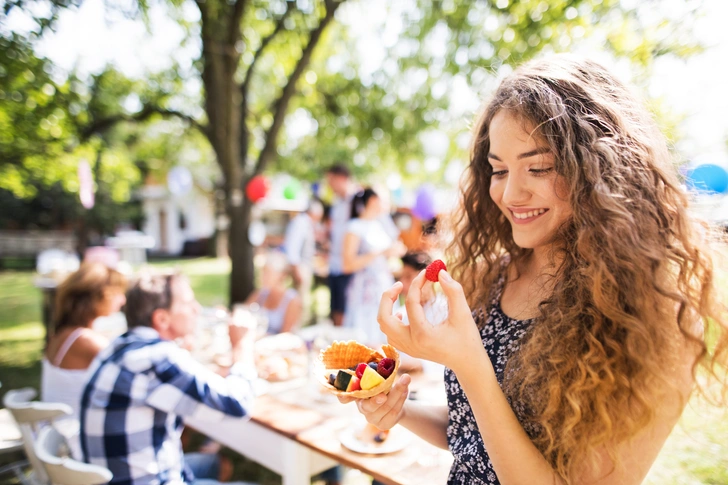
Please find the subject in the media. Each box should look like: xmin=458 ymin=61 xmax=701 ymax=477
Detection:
xmin=340 ymin=55 xmax=728 ymax=485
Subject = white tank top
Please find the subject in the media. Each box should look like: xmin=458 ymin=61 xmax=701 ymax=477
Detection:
xmin=41 ymin=327 xmax=91 ymax=420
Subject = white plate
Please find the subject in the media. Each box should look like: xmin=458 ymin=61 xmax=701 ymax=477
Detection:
xmin=339 ymin=424 xmax=411 ymax=455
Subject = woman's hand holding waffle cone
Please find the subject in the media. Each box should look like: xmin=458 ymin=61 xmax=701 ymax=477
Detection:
xmin=337 ymin=374 xmax=411 ymax=430
xmin=378 ymin=268 xmax=483 ymax=374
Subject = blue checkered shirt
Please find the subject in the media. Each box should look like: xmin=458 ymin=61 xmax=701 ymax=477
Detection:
xmin=80 ymin=326 xmax=256 ymax=485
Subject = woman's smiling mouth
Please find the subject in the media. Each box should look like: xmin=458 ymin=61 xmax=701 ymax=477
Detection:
xmin=510 ymin=208 xmax=549 ymax=224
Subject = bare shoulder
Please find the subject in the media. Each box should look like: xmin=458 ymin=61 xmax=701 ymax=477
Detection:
xmin=72 ymin=328 xmax=109 ymax=360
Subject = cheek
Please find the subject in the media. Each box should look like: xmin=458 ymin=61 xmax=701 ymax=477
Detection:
xmin=489 ymin=180 xmax=503 ymax=204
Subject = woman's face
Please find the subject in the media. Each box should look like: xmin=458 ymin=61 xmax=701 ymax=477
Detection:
xmin=487 ymin=110 xmax=572 ymax=250
xmin=365 ymin=195 xmax=382 ymax=216
xmin=261 ymin=264 xmax=284 ymax=288
xmin=99 ymin=288 xmax=126 ymax=316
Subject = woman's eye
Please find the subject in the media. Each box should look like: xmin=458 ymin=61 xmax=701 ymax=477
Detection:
xmin=491 ymin=170 xmax=508 ymax=178
xmin=530 ymin=167 xmax=554 ymax=176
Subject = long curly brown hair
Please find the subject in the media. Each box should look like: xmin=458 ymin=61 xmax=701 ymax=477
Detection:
xmin=445 ymin=55 xmax=727 ymax=482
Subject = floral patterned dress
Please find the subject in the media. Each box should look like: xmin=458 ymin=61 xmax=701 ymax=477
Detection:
xmin=445 ymin=259 xmax=539 ymax=484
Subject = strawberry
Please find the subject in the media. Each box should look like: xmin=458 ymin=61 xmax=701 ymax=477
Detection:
xmin=355 ymin=363 xmax=369 ymax=379
xmin=425 ymin=259 xmax=447 ymax=282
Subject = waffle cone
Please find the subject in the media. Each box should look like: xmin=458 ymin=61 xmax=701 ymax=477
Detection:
xmin=316 ymin=341 xmax=400 ymax=399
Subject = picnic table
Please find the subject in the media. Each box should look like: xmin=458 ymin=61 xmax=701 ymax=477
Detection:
xmin=186 ymin=371 xmax=453 ymax=485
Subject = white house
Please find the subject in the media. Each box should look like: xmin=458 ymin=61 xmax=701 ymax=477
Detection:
xmin=139 ymin=184 xmax=216 ymax=255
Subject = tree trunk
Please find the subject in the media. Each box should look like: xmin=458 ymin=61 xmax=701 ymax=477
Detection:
xmin=228 ymin=201 xmax=254 ymax=305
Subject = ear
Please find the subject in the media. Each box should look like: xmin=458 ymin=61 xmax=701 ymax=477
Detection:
xmin=151 ymin=308 xmax=170 ymax=334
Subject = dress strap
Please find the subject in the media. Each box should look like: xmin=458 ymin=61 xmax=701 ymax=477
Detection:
xmin=53 ymin=327 xmax=86 ymax=367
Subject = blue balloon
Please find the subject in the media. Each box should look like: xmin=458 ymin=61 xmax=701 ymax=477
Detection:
xmin=412 ymin=185 xmax=437 ymax=220
xmin=686 ymin=164 xmax=728 ymax=194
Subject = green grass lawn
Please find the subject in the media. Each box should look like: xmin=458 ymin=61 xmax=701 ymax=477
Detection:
xmin=1 ymin=257 xmax=727 ymax=484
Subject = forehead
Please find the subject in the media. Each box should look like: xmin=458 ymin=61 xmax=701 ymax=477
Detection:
xmin=489 ymin=110 xmax=545 ymax=148
xmin=170 ymin=277 xmax=194 ymax=302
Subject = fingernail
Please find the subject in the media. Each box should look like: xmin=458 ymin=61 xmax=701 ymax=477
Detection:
xmin=440 ymin=270 xmax=452 ymax=282
xmin=376 ymin=396 xmax=386 ymax=404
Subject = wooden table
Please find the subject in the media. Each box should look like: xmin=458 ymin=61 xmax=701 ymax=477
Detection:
xmin=186 ymin=374 xmax=453 ymax=485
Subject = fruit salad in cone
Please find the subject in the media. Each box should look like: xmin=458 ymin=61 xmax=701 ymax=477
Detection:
xmin=315 ymin=340 xmax=400 ymax=399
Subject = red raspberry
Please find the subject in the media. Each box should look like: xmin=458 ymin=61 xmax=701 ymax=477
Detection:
xmin=425 ymin=259 xmax=447 ymax=282
xmin=377 ymin=358 xmax=395 ymax=378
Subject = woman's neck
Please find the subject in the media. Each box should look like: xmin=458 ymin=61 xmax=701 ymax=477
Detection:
xmin=521 ymin=244 xmax=563 ymax=277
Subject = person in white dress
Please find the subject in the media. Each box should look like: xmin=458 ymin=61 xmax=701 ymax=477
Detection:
xmin=341 ymin=188 xmax=403 ymax=346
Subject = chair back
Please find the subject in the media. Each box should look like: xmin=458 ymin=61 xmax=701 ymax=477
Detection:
xmin=34 ymin=426 xmax=112 ymax=485
xmin=2 ymin=388 xmax=72 ymax=485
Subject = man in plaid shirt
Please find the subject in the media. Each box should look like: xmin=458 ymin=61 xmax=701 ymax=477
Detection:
xmin=80 ymin=272 xmax=257 ymax=485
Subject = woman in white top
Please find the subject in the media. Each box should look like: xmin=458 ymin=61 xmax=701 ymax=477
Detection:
xmin=341 ymin=188 xmax=402 ymax=346
xmin=42 ymin=262 xmax=127 ymax=418
xmin=245 ymin=252 xmax=302 ymax=334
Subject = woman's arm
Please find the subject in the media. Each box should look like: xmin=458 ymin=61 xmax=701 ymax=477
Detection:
xmin=341 ymin=231 xmax=382 ymax=273
xmin=280 ymin=294 xmax=302 ymax=333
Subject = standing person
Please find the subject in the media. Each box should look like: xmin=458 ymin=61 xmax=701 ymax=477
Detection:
xmin=283 ymin=199 xmax=323 ymax=324
xmin=80 ymin=271 xmax=257 ymax=485
xmin=341 ymin=56 xmax=727 ymax=484
xmin=325 ymin=163 xmax=357 ymax=327
xmin=42 ymin=262 xmax=127 ymax=420
xmin=341 ymin=188 xmax=402 ymax=347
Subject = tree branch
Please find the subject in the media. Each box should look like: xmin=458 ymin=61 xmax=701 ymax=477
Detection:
xmin=80 ymin=106 xmax=210 ymax=143
xmin=254 ymin=0 xmax=343 ymax=174
xmin=240 ymin=3 xmax=294 ymax=97
xmin=229 ymin=0 xmax=249 ymax=48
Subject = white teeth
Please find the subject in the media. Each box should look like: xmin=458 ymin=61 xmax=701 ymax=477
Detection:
xmin=513 ymin=209 xmax=546 ymax=220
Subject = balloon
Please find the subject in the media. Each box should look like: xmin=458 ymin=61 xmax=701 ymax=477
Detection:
xmin=686 ymin=164 xmax=728 ymax=194
xmin=246 ymin=175 xmax=269 ymax=202
xmin=412 ymin=184 xmax=437 ymax=220
xmin=167 ymin=166 xmax=193 ymax=196
xmin=78 ymin=160 xmax=95 ymax=209
xmin=283 ymin=179 xmax=301 ymax=200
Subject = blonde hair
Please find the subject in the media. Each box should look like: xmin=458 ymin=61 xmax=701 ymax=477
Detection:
xmin=54 ymin=262 xmax=127 ymax=331
xmin=446 ymin=55 xmax=727 ymax=482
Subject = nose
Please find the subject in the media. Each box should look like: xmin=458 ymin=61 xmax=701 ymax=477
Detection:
xmin=501 ymin=170 xmax=531 ymax=206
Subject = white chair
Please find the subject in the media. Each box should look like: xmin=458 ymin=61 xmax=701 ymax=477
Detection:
xmin=2 ymin=388 xmax=72 ymax=485
xmin=34 ymin=426 xmax=112 ymax=485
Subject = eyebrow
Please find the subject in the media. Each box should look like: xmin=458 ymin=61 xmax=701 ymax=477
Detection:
xmin=487 ymin=146 xmax=551 ymax=161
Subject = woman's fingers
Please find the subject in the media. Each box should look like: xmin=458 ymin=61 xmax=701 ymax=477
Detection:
xmin=377 ymin=282 xmax=403 ymax=324
xmin=437 ymin=270 xmax=470 ymax=316
xmin=404 ymin=270 xmax=428 ymax=326
xmin=357 ymin=374 xmax=411 ymax=426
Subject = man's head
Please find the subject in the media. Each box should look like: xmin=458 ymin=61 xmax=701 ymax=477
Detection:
xmin=325 ymin=163 xmax=351 ymax=198
xmin=125 ymin=271 xmax=201 ymax=341
xmin=399 ymin=252 xmax=432 ymax=296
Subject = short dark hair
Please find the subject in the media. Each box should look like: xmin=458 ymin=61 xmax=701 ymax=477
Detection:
xmin=124 ymin=271 xmax=184 ymax=329
xmin=401 ymin=251 xmax=432 ymax=271
xmin=325 ymin=163 xmax=351 ymax=178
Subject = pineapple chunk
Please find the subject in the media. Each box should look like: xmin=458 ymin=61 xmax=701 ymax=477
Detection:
xmin=360 ymin=365 xmax=385 ymax=390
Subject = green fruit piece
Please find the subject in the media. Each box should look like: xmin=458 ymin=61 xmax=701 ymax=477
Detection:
xmin=360 ymin=365 xmax=386 ymax=390
xmin=333 ymin=370 xmax=354 ymax=391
